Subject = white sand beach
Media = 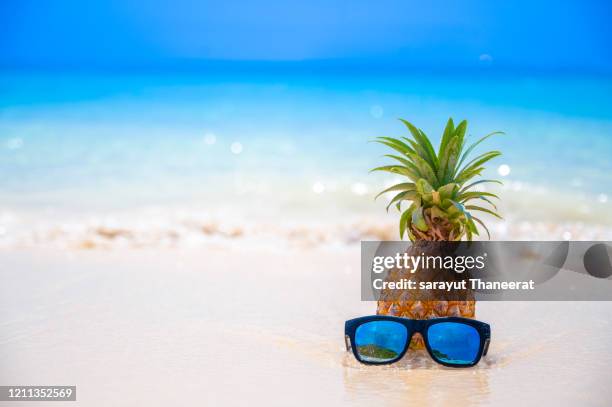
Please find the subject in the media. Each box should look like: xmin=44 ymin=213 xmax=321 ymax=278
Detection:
xmin=2 ymin=245 xmax=611 ymax=406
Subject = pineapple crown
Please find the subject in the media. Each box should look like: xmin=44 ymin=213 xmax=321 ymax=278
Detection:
xmin=371 ymin=118 xmax=503 ymax=241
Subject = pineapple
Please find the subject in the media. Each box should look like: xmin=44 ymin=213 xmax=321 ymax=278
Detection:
xmin=372 ymin=118 xmax=503 ymax=348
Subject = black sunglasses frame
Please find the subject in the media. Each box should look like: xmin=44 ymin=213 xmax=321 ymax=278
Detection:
xmin=345 ymin=315 xmax=490 ymax=368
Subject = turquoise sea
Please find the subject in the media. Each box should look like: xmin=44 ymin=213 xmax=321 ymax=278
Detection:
xmin=1 ymin=70 xmax=611 ymax=246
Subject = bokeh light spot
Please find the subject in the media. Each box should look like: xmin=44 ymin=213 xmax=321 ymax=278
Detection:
xmin=497 ymin=164 xmax=511 ymax=177
xmin=230 ymin=142 xmax=243 ymax=154
xmin=312 ymin=182 xmax=325 ymax=194
xmin=351 ymin=182 xmax=368 ymax=196
xmin=204 ymin=133 xmax=217 ymax=145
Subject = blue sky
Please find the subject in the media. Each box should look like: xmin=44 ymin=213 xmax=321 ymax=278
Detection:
xmin=1 ymin=0 xmax=611 ymax=71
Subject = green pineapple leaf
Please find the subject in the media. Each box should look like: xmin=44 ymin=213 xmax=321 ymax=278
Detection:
xmin=438 ymin=117 xmax=456 ymax=158
xmin=465 ymin=205 xmax=503 ymax=219
xmin=453 ymin=120 xmax=468 ymax=145
xmin=437 ymin=183 xmax=459 ymax=201
xmin=386 ymin=190 xmax=418 ymax=212
xmin=372 ymin=137 xmax=415 ymax=155
xmin=455 ymin=151 xmax=501 ymax=182
xmin=399 ymin=119 xmax=439 ymax=171
xmin=411 ymin=207 xmax=429 ymax=232
xmin=370 ymin=165 xmax=418 ymax=181
xmin=371 ymin=118 xmax=503 ymax=241
xmin=383 ymin=155 xmax=421 ymax=175
xmin=472 ymin=216 xmax=491 ymax=239
xmin=399 ymin=203 xmax=417 ymax=239
xmin=374 ymin=182 xmax=416 ymax=200
xmin=458 ymin=191 xmax=500 ymax=202
xmin=459 ymin=179 xmax=503 ymax=194
xmin=407 ymin=152 xmax=438 ymax=186
xmin=456 ymin=131 xmax=504 ymax=171
xmin=437 ymin=136 xmax=460 ymax=184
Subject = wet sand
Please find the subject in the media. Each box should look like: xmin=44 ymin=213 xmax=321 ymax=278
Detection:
xmin=1 ymin=246 xmax=611 ymax=406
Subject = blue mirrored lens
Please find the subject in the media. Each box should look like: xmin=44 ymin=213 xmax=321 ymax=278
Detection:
xmin=355 ymin=321 xmax=408 ymax=362
xmin=427 ymin=322 xmax=481 ymax=365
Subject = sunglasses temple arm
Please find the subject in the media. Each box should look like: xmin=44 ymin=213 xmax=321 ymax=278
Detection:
xmin=483 ymin=338 xmax=490 ymax=356
xmin=345 ymin=335 xmax=351 ymax=351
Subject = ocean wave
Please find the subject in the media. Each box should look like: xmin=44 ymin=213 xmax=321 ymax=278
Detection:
xmin=1 ymin=178 xmax=611 ymax=250
xmin=1 ymin=207 xmax=611 ymax=250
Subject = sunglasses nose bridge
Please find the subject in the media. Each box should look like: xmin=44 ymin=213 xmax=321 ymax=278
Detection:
xmin=412 ymin=319 xmax=427 ymax=333
xmin=405 ymin=320 xmax=427 ymax=350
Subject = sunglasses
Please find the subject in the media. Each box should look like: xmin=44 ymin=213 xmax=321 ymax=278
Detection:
xmin=345 ymin=315 xmax=490 ymax=367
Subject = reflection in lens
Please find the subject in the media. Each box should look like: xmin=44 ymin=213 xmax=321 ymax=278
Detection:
xmin=355 ymin=321 xmax=408 ymax=362
xmin=427 ymin=322 xmax=480 ymax=365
